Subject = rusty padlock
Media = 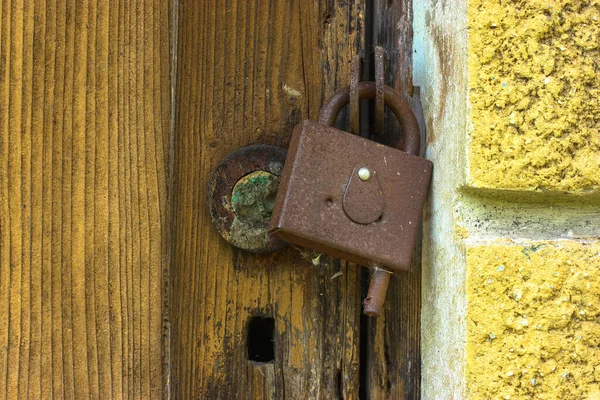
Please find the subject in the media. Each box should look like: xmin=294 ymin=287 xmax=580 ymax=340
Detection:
xmin=269 ymin=81 xmax=432 ymax=315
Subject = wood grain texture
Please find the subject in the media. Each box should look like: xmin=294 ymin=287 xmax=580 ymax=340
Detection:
xmin=0 ymin=0 xmax=171 ymax=398
xmin=367 ymin=1 xmax=422 ymax=399
xmin=171 ymin=1 xmax=364 ymax=398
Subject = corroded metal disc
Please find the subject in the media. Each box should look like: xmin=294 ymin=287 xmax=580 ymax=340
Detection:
xmin=207 ymin=144 xmax=288 ymax=253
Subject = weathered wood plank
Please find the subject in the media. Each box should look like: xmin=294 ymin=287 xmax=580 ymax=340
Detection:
xmin=171 ymin=1 xmax=364 ymax=398
xmin=0 ymin=0 xmax=171 ymax=398
xmin=366 ymin=1 xmax=422 ymax=399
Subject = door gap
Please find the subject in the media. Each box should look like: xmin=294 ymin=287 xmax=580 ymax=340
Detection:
xmin=358 ymin=1 xmax=377 ymax=397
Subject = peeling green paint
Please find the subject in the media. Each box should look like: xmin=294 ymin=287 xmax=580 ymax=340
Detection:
xmin=226 ymin=171 xmax=280 ymax=251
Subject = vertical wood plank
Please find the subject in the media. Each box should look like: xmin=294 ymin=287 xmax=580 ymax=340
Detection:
xmin=367 ymin=1 xmax=423 ymax=399
xmin=0 ymin=0 xmax=171 ymax=398
xmin=171 ymin=1 xmax=364 ymax=398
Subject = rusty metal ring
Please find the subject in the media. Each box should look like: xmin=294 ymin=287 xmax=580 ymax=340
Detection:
xmin=318 ymin=81 xmax=420 ymax=156
xmin=207 ymin=144 xmax=288 ymax=253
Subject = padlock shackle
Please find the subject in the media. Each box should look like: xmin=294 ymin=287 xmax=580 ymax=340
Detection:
xmin=318 ymin=81 xmax=421 ymax=156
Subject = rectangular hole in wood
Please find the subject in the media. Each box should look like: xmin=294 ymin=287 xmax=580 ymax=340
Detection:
xmin=247 ymin=316 xmax=275 ymax=364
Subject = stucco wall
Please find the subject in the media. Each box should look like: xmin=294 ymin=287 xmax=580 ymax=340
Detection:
xmin=415 ymin=0 xmax=600 ymax=398
xmin=467 ymin=241 xmax=600 ymax=399
xmin=468 ymin=0 xmax=599 ymax=192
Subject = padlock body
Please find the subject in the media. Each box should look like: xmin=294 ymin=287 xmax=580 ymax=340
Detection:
xmin=269 ymin=120 xmax=433 ymax=272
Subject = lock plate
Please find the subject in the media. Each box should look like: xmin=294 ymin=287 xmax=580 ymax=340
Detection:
xmin=269 ymin=120 xmax=433 ymax=272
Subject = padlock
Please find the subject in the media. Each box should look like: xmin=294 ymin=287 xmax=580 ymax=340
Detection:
xmin=269 ymin=81 xmax=432 ymax=274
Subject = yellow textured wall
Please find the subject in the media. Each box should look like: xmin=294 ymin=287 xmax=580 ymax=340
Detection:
xmin=464 ymin=2 xmax=600 ymax=397
xmin=412 ymin=1 xmax=599 ymax=397
xmin=468 ymin=0 xmax=600 ymax=192
xmin=466 ymin=241 xmax=600 ymax=399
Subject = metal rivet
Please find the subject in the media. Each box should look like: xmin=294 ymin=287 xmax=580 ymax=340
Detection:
xmin=358 ymin=167 xmax=371 ymax=181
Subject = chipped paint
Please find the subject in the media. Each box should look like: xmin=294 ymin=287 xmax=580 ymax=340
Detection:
xmin=414 ymin=0 xmax=470 ymax=398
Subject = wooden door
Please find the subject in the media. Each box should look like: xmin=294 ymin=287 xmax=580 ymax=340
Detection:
xmin=0 ymin=0 xmax=421 ymax=398
xmin=171 ymin=1 xmax=421 ymax=399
